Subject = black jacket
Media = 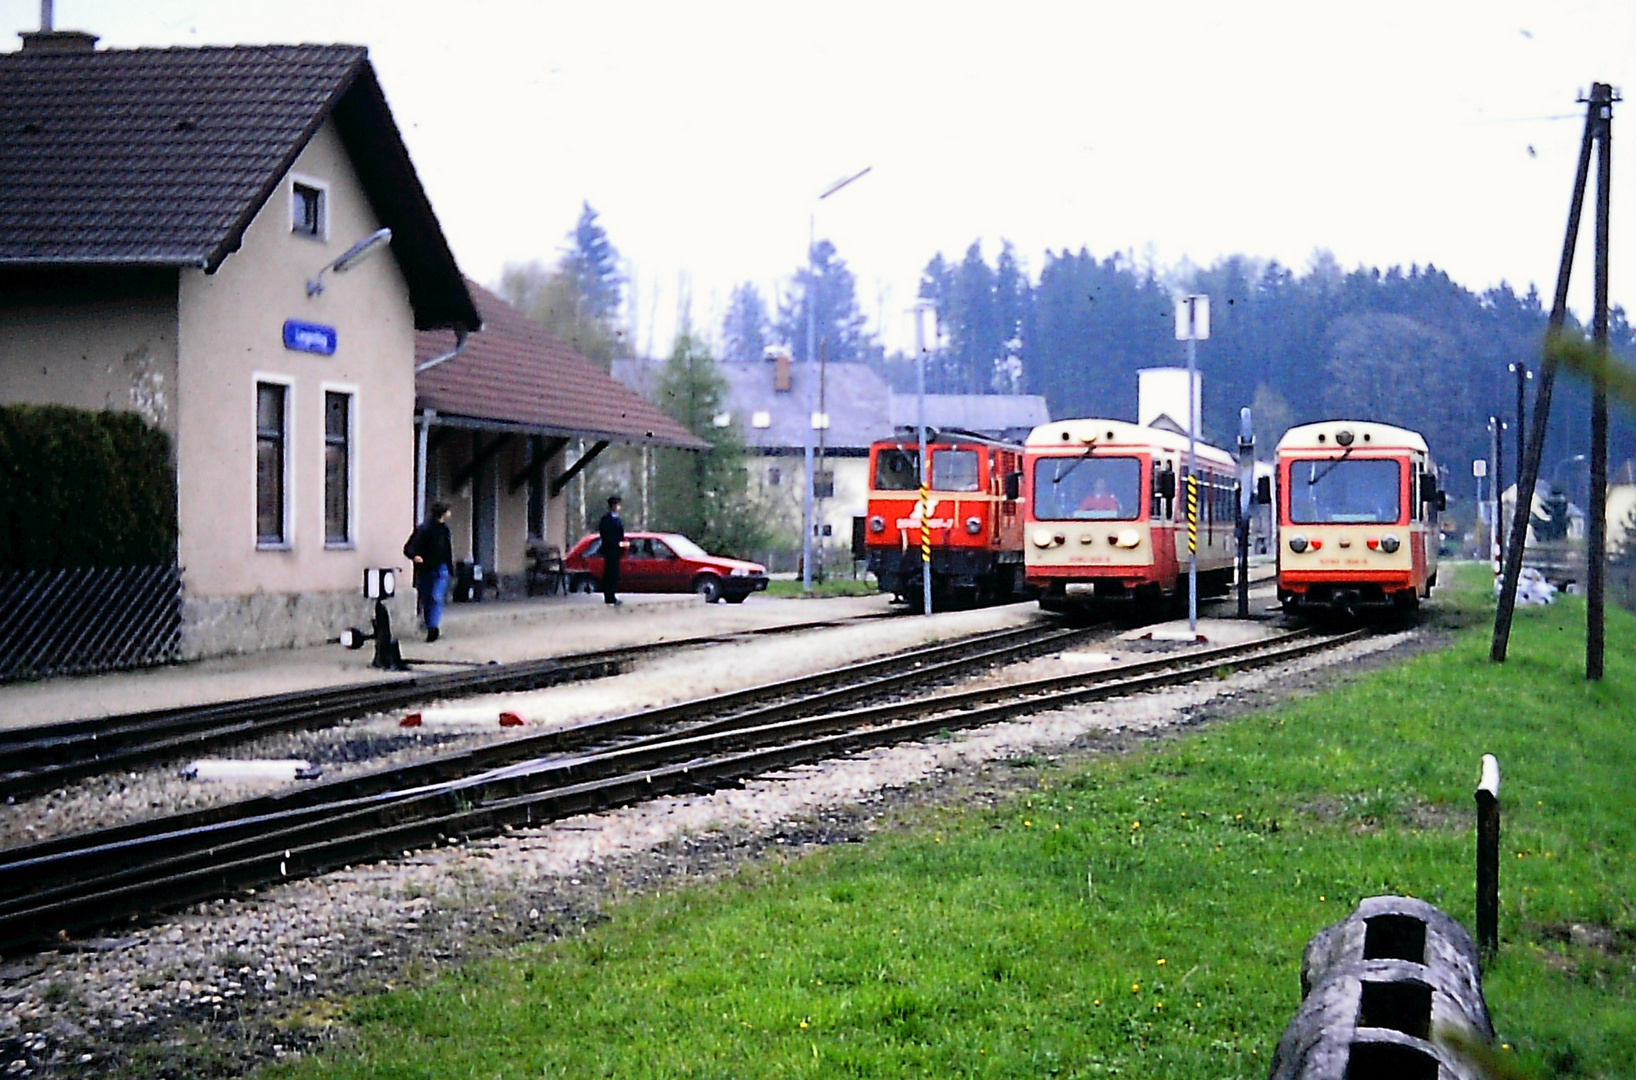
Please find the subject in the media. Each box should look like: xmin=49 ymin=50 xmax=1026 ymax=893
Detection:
xmin=404 ymin=519 xmax=454 ymax=583
xmin=598 ymin=510 xmax=625 ymax=558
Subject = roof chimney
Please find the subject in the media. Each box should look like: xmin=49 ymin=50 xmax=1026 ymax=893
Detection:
xmin=20 ymin=2 xmax=99 ymax=53
xmin=765 ymin=345 xmax=793 ymax=394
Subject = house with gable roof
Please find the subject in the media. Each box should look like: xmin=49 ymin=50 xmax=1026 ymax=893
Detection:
xmin=0 ymin=26 xmax=479 ymax=656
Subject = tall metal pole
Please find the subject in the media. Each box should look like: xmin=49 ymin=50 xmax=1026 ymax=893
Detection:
xmin=1492 ymin=89 xmax=1600 ymax=662
xmin=1186 ymin=336 xmax=1199 ymax=634
xmin=1488 ymin=418 xmax=1502 ymax=569
xmin=915 ymin=303 xmax=934 ymax=615
xmin=1237 ymin=407 xmax=1253 ymax=618
xmin=799 ymin=166 xmax=872 ymax=595
xmin=1588 ymin=84 xmax=1613 ymax=682
xmin=802 ymin=213 xmax=817 ymax=593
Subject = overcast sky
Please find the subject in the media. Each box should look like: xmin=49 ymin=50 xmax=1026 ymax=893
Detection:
xmin=7 ymin=1 xmax=1636 ymax=354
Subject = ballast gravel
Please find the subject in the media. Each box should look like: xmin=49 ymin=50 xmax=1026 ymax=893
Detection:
xmin=0 ymin=605 xmax=1424 ymax=1079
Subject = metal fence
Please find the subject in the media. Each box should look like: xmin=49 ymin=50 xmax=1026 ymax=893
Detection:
xmin=0 ymin=565 xmax=182 ymax=682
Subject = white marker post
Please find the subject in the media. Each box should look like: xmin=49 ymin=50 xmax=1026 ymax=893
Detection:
xmin=1175 ymin=295 xmax=1209 ymax=635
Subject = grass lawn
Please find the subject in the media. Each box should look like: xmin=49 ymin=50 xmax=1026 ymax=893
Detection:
xmin=272 ymin=566 xmax=1635 ymax=1079
xmin=764 ymin=577 xmax=881 ymax=599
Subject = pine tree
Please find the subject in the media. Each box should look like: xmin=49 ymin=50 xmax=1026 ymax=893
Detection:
xmin=562 ymin=202 xmax=623 ymax=324
xmin=720 ymin=283 xmax=771 ymax=364
xmin=776 ymin=240 xmax=872 ymax=364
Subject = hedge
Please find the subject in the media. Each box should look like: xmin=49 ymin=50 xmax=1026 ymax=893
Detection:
xmin=0 ymin=405 xmax=178 ymax=570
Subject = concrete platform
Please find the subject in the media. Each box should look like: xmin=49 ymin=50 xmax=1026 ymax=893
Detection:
xmin=0 ymin=591 xmax=892 ymax=733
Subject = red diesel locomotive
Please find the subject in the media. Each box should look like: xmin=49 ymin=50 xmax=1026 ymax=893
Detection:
xmin=863 ymin=431 xmax=1029 ymax=607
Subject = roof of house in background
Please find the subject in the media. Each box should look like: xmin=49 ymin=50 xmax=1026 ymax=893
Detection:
xmin=713 ymin=359 xmax=894 ymax=453
xmin=886 ymin=393 xmax=1050 ymax=437
xmin=417 ymin=282 xmax=706 ymax=450
xmin=0 ymin=34 xmax=477 ymax=330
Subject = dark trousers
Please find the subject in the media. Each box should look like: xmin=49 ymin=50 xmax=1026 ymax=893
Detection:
xmin=602 ymin=554 xmax=622 ymax=603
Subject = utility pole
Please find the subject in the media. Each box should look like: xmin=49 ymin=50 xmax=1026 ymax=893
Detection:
xmin=1492 ymin=84 xmax=1609 ymax=663
xmin=1587 ymin=83 xmax=1614 ymax=681
xmin=913 ymin=302 xmax=935 ymax=616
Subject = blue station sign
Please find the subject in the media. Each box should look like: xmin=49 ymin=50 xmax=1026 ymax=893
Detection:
xmin=283 ymin=319 xmax=338 ymax=356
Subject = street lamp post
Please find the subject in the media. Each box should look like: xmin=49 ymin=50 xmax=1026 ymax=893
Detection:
xmin=801 ymin=167 xmax=872 ymax=593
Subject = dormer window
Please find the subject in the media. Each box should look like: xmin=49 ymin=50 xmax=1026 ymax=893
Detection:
xmin=291 ymin=179 xmax=326 ymax=239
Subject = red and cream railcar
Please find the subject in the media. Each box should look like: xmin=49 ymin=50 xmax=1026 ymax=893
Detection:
xmin=1023 ymin=419 xmax=1239 ymax=610
xmin=864 ymin=433 xmax=1028 ymax=606
xmin=1275 ymin=420 xmax=1442 ymax=614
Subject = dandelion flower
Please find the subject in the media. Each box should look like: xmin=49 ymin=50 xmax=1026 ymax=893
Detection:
xmin=1132 ymin=983 xmax=1141 ymax=993
xmin=1157 ymin=958 xmax=1166 ymax=966
xmin=1131 ymin=821 xmax=1141 ymax=831
xmin=1024 ymin=820 xmax=1033 ymax=827
xmin=1319 ymin=895 xmax=1326 ymax=902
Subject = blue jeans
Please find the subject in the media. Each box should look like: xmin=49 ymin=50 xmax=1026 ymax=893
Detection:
xmin=422 ymin=565 xmax=450 ymax=629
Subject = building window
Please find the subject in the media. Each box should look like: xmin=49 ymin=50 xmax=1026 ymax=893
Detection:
xmin=768 ymin=466 xmax=782 ymax=487
xmin=292 ymin=181 xmax=325 ymax=238
xmin=813 ymin=469 xmax=835 ymax=499
xmin=256 ymin=382 xmax=288 ymax=546
xmin=324 ymin=391 xmax=352 ymax=546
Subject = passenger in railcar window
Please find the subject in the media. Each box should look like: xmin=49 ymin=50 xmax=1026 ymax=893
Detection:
xmin=1078 ymin=478 xmax=1122 ymax=517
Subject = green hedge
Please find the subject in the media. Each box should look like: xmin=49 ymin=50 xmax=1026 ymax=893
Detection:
xmin=0 ymin=405 xmax=177 ymax=570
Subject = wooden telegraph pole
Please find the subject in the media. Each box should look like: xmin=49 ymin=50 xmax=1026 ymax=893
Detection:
xmin=1587 ymin=85 xmax=1614 ymax=680
xmin=1492 ymin=83 xmax=1617 ymax=674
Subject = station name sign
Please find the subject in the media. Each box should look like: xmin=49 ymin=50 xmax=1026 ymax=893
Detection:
xmin=283 ymin=319 xmax=338 ymax=356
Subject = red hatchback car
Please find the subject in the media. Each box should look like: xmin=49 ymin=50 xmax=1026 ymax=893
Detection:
xmin=563 ymin=532 xmax=770 ymax=603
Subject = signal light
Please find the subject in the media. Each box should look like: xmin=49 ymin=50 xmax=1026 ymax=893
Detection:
xmin=965 ymin=516 xmax=982 ymax=535
xmin=869 ymin=515 xmax=886 ymax=533
xmin=1366 ymin=537 xmax=1380 ymax=550
xmin=1114 ymin=529 xmax=1141 ymax=548
xmin=1289 ymin=535 xmax=1308 ymax=553
xmin=1310 ymin=539 xmax=1323 ymax=550
xmin=1381 ymin=534 xmax=1401 ymax=553
xmin=1032 ymin=528 xmax=1055 ymax=548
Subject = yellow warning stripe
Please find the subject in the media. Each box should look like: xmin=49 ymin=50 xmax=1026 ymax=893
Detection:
xmin=920 ymin=484 xmax=932 ymax=564
xmin=1187 ymin=474 xmax=1198 ymax=554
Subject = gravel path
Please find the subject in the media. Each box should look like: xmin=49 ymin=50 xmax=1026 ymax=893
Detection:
xmin=0 ymin=599 xmax=1431 ymax=1079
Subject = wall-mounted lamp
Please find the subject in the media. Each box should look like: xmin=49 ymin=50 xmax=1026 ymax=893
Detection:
xmin=306 ymin=227 xmax=393 ymax=297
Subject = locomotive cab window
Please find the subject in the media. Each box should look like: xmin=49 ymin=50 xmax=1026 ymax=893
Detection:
xmin=933 ymin=449 xmax=981 ymax=492
xmin=874 ymin=448 xmax=920 ymax=491
xmin=1289 ymin=457 xmax=1402 ymax=524
xmin=1033 ymin=454 xmax=1141 ymax=521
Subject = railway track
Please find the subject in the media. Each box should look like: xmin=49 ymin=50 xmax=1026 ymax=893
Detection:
xmin=0 ymin=623 xmax=1367 ymax=955
xmin=0 ymin=609 xmax=905 ymax=800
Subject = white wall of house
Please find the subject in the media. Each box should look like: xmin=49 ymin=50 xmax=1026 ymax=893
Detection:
xmin=174 ymin=119 xmax=417 ymax=654
xmin=0 ymin=273 xmax=179 ymax=433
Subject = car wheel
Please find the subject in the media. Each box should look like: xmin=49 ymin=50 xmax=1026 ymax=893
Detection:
xmin=693 ymin=576 xmax=722 ymax=603
xmin=578 ymin=575 xmax=599 ymax=594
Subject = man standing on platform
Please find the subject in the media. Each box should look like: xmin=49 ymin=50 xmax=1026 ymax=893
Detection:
xmin=598 ymin=495 xmax=626 ymax=606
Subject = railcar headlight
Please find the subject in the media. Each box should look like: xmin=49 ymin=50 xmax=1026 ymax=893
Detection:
xmin=1031 ymin=528 xmax=1055 ymax=548
xmin=1113 ymin=529 xmax=1141 ymax=549
xmin=1288 ymin=535 xmax=1309 ymax=553
xmin=965 ymin=516 xmax=982 ymax=535
xmin=1380 ymin=534 xmax=1401 ymax=553
xmin=869 ymin=515 xmax=886 ymax=534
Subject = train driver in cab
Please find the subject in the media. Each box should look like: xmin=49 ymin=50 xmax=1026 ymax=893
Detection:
xmin=1078 ymin=477 xmax=1123 ymax=518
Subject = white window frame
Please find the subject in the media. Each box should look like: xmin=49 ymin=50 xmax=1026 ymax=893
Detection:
xmin=321 ymin=382 xmax=359 ymax=550
xmin=253 ymin=373 xmax=295 ymax=551
xmin=289 ymin=173 xmax=330 ymax=241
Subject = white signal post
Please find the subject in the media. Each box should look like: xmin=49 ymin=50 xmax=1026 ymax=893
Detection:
xmin=1175 ymin=295 xmax=1209 ymax=635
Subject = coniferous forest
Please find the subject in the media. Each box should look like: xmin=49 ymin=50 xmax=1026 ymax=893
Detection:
xmin=728 ymin=240 xmax=1636 ymax=520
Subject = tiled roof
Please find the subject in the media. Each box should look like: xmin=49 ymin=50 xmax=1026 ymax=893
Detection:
xmin=0 ymin=39 xmax=477 ymax=330
xmin=416 ymin=282 xmax=706 ymax=450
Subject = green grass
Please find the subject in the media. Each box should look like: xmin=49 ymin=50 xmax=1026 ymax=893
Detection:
xmin=764 ymin=577 xmax=882 ymax=599
xmin=272 ymin=566 xmax=1636 ymax=1079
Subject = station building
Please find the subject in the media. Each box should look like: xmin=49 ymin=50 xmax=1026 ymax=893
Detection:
xmin=0 ymin=28 xmax=694 ymax=662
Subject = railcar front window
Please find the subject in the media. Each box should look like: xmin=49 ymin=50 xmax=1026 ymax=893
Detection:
xmin=1032 ymin=455 xmax=1141 ymax=521
xmin=933 ymin=449 xmax=981 ymax=492
xmin=1289 ymin=458 xmax=1401 ymax=524
xmin=874 ymin=448 xmax=920 ymax=491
